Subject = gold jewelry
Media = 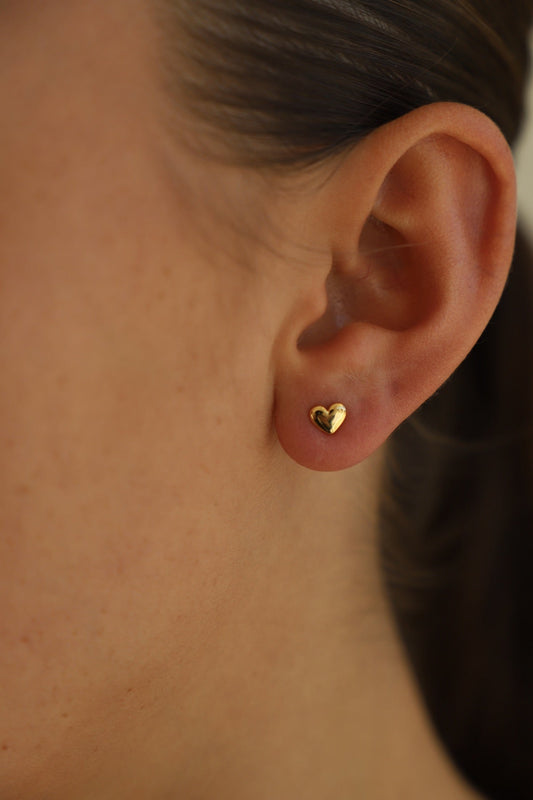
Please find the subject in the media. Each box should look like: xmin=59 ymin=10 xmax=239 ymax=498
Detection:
xmin=310 ymin=403 xmax=347 ymax=435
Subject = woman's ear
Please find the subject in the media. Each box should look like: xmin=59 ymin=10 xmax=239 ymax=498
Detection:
xmin=273 ymin=102 xmax=517 ymax=471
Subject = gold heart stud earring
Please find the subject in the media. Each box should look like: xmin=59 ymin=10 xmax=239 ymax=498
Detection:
xmin=310 ymin=403 xmax=347 ymax=435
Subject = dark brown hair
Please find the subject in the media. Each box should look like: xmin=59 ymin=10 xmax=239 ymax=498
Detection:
xmin=155 ymin=1 xmax=533 ymax=796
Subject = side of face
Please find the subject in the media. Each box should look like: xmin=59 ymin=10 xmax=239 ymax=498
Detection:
xmin=0 ymin=2 xmax=517 ymax=796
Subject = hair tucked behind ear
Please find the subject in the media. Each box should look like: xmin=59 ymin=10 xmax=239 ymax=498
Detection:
xmin=154 ymin=1 xmax=533 ymax=796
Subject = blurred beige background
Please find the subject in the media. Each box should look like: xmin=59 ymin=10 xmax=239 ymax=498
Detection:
xmin=516 ymin=43 xmax=533 ymax=236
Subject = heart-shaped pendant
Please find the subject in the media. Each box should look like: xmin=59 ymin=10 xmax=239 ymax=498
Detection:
xmin=310 ymin=403 xmax=347 ymax=435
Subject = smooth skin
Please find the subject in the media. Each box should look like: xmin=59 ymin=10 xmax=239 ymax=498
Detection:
xmin=0 ymin=1 xmax=516 ymax=798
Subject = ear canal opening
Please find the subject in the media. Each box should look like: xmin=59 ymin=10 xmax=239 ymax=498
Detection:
xmin=297 ymin=270 xmax=354 ymax=349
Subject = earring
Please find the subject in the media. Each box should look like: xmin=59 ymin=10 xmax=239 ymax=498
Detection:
xmin=310 ymin=403 xmax=347 ymax=435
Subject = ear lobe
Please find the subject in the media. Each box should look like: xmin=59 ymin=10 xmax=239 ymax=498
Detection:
xmin=274 ymin=103 xmax=517 ymax=472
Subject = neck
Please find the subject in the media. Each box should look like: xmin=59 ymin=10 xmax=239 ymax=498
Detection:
xmin=73 ymin=448 xmax=484 ymax=800
xmin=170 ymin=448 xmax=483 ymax=799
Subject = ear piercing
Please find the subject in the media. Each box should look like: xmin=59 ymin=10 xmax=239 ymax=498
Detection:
xmin=310 ymin=403 xmax=347 ymax=435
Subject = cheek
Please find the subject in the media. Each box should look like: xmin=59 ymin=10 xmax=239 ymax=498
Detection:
xmin=0 ymin=232 xmax=270 ymax=778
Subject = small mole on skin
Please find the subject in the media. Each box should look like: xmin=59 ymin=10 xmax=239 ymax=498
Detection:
xmin=1 ymin=744 xmax=9 ymax=751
